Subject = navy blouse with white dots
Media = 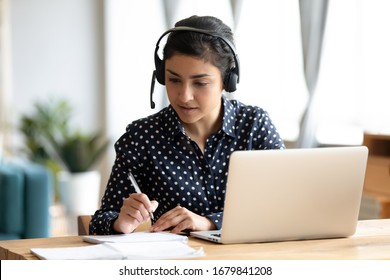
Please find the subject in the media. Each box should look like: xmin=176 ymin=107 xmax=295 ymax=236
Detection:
xmin=90 ymin=96 xmax=285 ymax=235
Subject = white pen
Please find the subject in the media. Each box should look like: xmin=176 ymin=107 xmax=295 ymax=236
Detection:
xmin=128 ymin=172 xmax=154 ymax=220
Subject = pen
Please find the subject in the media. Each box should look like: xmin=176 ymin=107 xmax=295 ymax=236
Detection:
xmin=128 ymin=171 xmax=154 ymax=221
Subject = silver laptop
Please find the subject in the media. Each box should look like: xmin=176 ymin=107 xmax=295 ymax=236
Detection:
xmin=190 ymin=146 xmax=368 ymax=244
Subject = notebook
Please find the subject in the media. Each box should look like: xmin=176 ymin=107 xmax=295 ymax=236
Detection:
xmin=190 ymin=146 xmax=368 ymax=244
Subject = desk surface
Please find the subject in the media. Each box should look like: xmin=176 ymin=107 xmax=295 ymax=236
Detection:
xmin=1 ymin=219 xmax=390 ymax=260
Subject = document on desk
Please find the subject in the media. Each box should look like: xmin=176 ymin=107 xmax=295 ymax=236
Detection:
xmin=82 ymin=231 xmax=188 ymax=244
xmin=30 ymin=232 xmax=204 ymax=260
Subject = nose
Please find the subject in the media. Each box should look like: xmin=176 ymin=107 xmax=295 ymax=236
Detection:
xmin=178 ymin=83 xmax=194 ymax=103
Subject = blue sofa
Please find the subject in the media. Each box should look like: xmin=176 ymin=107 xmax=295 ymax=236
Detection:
xmin=0 ymin=161 xmax=53 ymax=240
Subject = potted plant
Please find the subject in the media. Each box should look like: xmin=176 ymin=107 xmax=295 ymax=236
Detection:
xmin=19 ymin=98 xmax=73 ymax=201
xmin=20 ymin=98 xmax=109 ymax=225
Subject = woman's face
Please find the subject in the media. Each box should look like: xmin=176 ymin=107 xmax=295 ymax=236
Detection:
xmin=165 ymin=54 xmax=224 ymax=128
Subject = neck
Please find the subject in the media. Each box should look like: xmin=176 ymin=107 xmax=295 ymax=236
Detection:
xmin=182 ymin=106 xmax=223 ymax=152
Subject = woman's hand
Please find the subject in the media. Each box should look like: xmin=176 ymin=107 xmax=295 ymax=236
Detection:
xmin=149 ymin=205 xmax=216 ymax=234
xmin=113 ymin=193 xmax=158 ymax=233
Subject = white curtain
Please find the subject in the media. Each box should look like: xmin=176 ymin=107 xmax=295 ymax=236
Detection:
xmin=359 ymin=0 xmax=390 ymax=134
xmin=104 ymin=0 xmax=167 ymax=147
xmin=314 ymin=0 xmax=362 ymax=145
xmin=163 ymin=0 xmax=235 ymax=28
xmin=0 ymin=0 xmax=12 ymax=161
xmin=235 ymin=0 xmax=307 ymax=142
xmin=308 ymin=0 xmax=390 ymax=145
xmin=296 ymin=0 xmax=328 ymax=148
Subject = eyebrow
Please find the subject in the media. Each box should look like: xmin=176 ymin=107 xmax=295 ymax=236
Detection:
xmin=166 ymin=69 xmax=213 ymax=79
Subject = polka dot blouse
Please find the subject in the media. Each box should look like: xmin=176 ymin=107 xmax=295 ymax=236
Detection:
xmin=90 ymin=96 xmax=285 ymax=235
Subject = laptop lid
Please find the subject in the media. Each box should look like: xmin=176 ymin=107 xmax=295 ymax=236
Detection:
xmin=191 ymin=146 xmax=368 ymax=244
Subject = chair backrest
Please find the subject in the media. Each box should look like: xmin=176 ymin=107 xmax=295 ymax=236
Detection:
xmin=77 ymin=215 xmax=91 ymax=236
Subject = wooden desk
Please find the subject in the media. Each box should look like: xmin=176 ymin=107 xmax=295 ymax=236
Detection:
xmin=1 ymin=219 xmax=390 ymax=260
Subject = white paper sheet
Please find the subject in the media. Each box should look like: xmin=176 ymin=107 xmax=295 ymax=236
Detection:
xmin=82 ymin=231 xmax=188 ymax=244
xmin=31 ymin=241 xmax=204 ymax=260
xmin=31 ymin=232 xmax=204 ymax=260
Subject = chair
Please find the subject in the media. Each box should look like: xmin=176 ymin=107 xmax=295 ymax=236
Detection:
xmin=77 ymin=215 xmax=92 ymax=235
xmin=0 ymin=161 xmax=53 ymax=240
xmin=77 ymin=215 xmax=151 ymax=235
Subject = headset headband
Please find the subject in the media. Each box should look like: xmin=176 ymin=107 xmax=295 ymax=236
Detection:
xmin=150 ymin=26 xmax=240 ymax=109
xmin=154 ymin=26 xmax=240 ymax=83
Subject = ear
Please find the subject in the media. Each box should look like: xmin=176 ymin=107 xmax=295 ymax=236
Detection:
xmin=223 ymin=67 xmax=238 ymax=92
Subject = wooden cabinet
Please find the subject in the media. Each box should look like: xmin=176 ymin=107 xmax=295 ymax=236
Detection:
xmin=361 ymin=133 xmax=390 ymax=218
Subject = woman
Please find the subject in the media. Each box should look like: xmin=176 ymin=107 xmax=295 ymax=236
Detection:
xmin=90 ymin=15 xmax=285 ymax=235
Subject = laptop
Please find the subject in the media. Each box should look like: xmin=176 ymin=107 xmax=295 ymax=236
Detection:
xmin=190 ymin=146 xmax=368 ymax=244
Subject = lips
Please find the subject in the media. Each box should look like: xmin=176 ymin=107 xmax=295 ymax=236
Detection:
xmin=178 ymin=105 xmax=197 ymax=115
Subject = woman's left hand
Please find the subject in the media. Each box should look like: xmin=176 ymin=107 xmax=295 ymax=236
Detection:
xmin=149 ymin=205 xmax=216 ymax=234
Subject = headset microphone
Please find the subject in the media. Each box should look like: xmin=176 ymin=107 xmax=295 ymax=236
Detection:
xmin=150 ymin=70 xmax=156 ymax=109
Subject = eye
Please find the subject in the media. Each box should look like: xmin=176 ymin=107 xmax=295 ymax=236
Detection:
xmin=194 ymin=81 xmax=208 ymax=87
xmin=168 ymin=77 xmax=181 ymax=84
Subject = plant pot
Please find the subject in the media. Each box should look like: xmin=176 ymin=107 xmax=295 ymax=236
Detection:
xmin=58 ymin=170 xmax=101 ymax=234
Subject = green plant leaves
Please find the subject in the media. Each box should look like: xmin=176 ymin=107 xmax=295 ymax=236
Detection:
xmin=19 ymin=98 xmax=109 ymax=173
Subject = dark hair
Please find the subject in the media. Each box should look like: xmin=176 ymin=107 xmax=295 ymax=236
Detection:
xmin=163 ymin=15 xmax=236 ymax=82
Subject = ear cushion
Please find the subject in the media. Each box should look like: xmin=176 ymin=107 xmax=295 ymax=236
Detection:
xmin=223 ymin=68 xmax=238 ymax=92
xmin=154 ymin=54 xmax=165 ymax=85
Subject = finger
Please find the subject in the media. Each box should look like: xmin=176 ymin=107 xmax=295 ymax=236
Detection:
xmin=150 ymin=206 xmax=178 ymax=228
xmin=170 ymin=220 xmax=193 ymax=234
xmin=114 ymin=195 xmax=156 ymax=234
xmin=114 ymin=210 xmax=141 ymax=233
xmin=131 ymin=193 xmax=159 ymax=219
xmin=132 ymin=193 xmax=155 ymax=213
xmin=150 ymin=206 xmax=185 ymax=231
xmin=120 ymin=202 xmax=144 ymax=223
xmin=150 ymin=200 xmax=159 ymax=213
xmin=124 ymin=194 xmax=152 ymax=222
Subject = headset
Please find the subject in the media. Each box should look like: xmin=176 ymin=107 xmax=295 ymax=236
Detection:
xmin=150 ymin=26 xmax=240 ymax=109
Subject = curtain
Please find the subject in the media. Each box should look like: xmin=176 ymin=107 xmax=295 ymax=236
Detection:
xmin=162 ymin=0 xmax=235 ymax=28
xmin=0 ymin=0 xmax=12 ymax=161
xmin=296 ymin=0 xmax=328 ymax=148
xmin=235 ymin=0 xmax=307 ymax=142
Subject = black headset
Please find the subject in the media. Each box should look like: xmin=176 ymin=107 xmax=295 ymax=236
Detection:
xmin=150 ymin=26 xmax=240 ymax=109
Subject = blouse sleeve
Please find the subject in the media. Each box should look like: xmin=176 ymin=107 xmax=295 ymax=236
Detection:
xmin=206 ymin=212 xmax=223 ymax=230
xmin=89 ymin=126 xmax=141 ymax=235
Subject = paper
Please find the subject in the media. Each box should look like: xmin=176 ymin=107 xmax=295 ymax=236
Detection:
xmin=31 ymin=232 xmax=204 ymax=260
xmin=82 ymin=231 xmax=188 ymax=244
xmin=31 ymin=244 xmax=121 ymax=260
xmin=31 ymin=241 xmax=204 ymax=260
xmin=106 ymin=242 xmax=204 ymax=260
